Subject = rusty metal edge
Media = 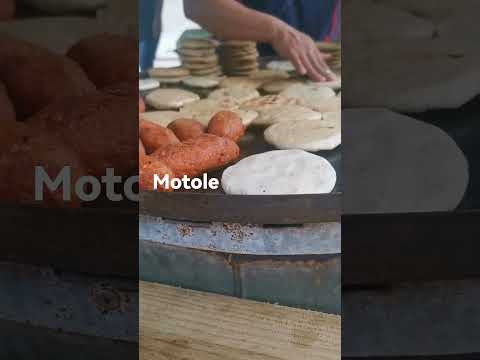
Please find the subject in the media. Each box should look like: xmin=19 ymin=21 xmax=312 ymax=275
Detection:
xmin=140 ymin=216 xmax=341 ymax=255
xmin=139 ymin=239 xmax=341 ymax=313
xmin=141 ymin=238 xmax=340 ymax=263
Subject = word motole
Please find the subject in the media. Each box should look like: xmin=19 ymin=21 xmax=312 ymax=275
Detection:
xmin=154 ymin=173 xmax=219 ymax=190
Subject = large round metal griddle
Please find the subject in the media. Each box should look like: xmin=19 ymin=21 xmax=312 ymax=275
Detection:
xmin=140 ymin=130 xmax=341 ymax=224
xmin=139 ymin=68 xmax=341 ymax=315
xmin=140 ymin=73 xmax=342 ymax=224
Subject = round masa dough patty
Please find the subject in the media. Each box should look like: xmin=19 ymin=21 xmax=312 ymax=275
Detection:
xmin=264 ymin=112 xmax=341 ymax=151
xmin=280 ymin=83 xmax=336 ymax=111
xmin=208 ymin=86 xmax=260 ymax=104
xmin=254 ymin=104 xmax=322 ymax=126
xmin=179 ymin=98 xmax=256 ymax=127
xmin=145 ymin=89 xmax=199 ymax=110
xmin=221 ymin=149 xmax=336 ymax=195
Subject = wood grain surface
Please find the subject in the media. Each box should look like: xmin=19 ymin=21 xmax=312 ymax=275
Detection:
xmin=140 ymin=282 xmax=340 ymax=360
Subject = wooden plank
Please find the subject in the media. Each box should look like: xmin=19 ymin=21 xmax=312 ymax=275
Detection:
xmin=140 ymin=282 xmax=340 ymax=360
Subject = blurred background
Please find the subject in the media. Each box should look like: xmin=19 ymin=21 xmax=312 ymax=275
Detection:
xmin=153 ymin=0 xmax=199 ymax=68
xmin=0 ymin=0 xmax=136 ymax=53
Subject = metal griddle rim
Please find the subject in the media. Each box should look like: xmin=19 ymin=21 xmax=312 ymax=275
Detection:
xmin=140 ymin=191 xmax=342 ymax=224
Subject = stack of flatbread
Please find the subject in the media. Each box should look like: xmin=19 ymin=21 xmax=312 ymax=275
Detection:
xmin=147 ymin=66 xmax=191 ymax=85
xmin=317 ymin=41 xmax=341 ymax=73
xmin=219 ymin=41 xmax=258 ymax=76
xmin=176 ymin=38 xmax=222 ymax=77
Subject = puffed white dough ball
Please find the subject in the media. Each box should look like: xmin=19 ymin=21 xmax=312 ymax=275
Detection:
xmin=222 ymin=150 xmax=336 ymax=195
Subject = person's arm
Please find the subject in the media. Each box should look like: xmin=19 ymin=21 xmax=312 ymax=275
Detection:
xmin=184 ymin=0 xmax=334 ymax=81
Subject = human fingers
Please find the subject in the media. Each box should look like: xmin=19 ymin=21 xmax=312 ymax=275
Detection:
xmin=307 ymin=49 xmax=330 ymax=80
xmin=308 ymin=49 xmax=335 ymax=81
xmin=320 ymin=52 xmax=332 ymax=60
xmin=289 ymin=50 xmax=307 ymax=77
xmin=300 ymin=51 xmax=326 ymax=82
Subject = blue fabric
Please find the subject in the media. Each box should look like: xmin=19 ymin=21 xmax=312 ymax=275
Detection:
xmin=140 ymin=38 xmax=160 ymax=71
xmin=243 ymin=0 xmax=338 ymax=56
xmin=139 ymin=0 xmax=157 ymax=41
xmin=139 ymin=0 xmax=160 ymax=71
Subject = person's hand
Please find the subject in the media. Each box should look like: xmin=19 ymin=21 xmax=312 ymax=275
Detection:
xmin=270 ymin=20 xmax=335 ymax=82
